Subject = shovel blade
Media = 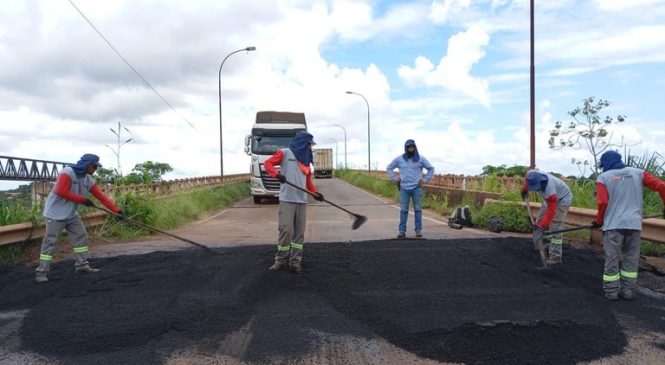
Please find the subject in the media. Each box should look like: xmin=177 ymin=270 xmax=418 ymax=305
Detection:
xmin=352 ymin=215 xmax=368 ymax=230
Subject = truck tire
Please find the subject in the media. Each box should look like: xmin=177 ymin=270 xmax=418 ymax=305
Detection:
xmin=253 ymin=196 xmax=262 ymax=204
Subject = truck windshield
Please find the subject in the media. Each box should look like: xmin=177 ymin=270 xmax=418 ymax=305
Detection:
xmin=252 ymin=135 xmax=294 ymax=155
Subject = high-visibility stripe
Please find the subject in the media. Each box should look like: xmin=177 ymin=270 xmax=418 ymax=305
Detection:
xmin=277 ymin=245 xmax=290 ymax=252
xmin=291 ymin=243 xmax=303 ymax=250
xmin=40 ymin=254 xmax=53 ymax=261
xmin=620 ymin=270 xmax=638 ymax=279
xmin=73 ymin=246 xmax=88 ymax=253
xmin=603 ymin=273 xmax=620 ymax=282
xmin=549 ymin=238 xmax=563 ymax=245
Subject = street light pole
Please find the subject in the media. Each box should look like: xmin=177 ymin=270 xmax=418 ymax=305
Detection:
xmin=529 ymin=0 xmax=536 ymax=169
xmin=219 ymin=46 xmax=256 ymax=177
xmin=345 ymin=91 xmax=370 ymax=173
xmin=331 ymin=124 xmax=347 ymax=168
xmin=329 ymin=138 xmax=338 ymax=169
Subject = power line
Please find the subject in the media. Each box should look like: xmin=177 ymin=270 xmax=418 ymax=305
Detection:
xmin=67 ymin=0 xmax=198 ymax=131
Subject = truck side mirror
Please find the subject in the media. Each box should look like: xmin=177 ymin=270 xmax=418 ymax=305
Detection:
xmin=244 ymin=146 xmax=250 ymax=155
xmin=244 ymin=135 xmax=251 ymax=146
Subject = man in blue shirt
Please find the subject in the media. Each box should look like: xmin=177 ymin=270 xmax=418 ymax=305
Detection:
xmin=387 ymin=139 xmax=435 ymax=238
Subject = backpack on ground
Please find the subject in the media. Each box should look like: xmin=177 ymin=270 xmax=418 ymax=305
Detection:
xmin=450 ymin=206 xmax=473 ymax=227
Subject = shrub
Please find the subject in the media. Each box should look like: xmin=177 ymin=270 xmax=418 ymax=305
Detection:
xmin=475 ymin=202 xmax=531 ymax=233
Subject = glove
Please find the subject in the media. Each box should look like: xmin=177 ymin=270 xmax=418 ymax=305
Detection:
xmin=590 ymin=221 xmax=602 ymax=229
xmin=83 ymin=198 xmax=95 ymax=207
xmin=314 ymin=192 xmax=324 ymax=202
xmin=521 ymin=190 xmax=528 ymax=200
xmin=276 ymin=174 xmax=286 ymax=183
xmin=115 ymin=209 xmax=125 ymax=221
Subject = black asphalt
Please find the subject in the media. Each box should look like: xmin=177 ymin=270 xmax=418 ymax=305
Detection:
xmin=1 ymin=237 xmax=664 ymax=364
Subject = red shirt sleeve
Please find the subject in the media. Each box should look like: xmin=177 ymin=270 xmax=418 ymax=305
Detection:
xmin=644 ymin=171 xmax=665 ymax=204
xmin=595 ymin=182 xmax=609 ymax=224
xmin=306 ymin=169 xmax=317 ymax=194
xmin=263 ymin=150 xmax=284 ymax=177
xmin=53 ymin=174 xmax=87 ymax=203
xmin=90 ymin=184 xmax=120 ymax=213
xmin=538 ymin=195 xmax=558 ymax=229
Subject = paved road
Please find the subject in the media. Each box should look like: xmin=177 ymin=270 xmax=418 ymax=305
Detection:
xmin=2 ymin=178 xmax=664 ymax=364
xmin=91 ymin=178 xmax=496 ymax=257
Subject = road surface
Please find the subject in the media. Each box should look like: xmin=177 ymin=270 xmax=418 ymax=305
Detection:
xmin=1 ymin=178 xmax=664 ymax=364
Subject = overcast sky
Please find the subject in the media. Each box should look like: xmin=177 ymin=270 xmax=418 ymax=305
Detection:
xmin=2 ymin=0 xmax=664 ymax=190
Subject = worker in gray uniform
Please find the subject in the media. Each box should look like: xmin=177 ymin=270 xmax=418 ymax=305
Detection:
xmin=521 ymin=170 xmax=573 ymax=265
xmin=35 ymin=154 xmax=123 ymax=283
xmin=264 ymin=131 xmax=323 ymax=274
xmin=592 ymin=151 xmax=665 ymax=301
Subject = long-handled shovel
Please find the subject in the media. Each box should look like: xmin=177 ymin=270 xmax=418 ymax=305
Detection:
xmin=524 ymin=196 xmax=549 ymax=269
xmin=92 ymin=205 xmax=218 ymax=254
xmin=282 ymin=179 xmax=368 ymax=230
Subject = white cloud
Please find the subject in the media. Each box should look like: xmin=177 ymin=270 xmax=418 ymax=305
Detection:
xmin=429 ymin=0 xmax=471 ymax=25
xmin=397 ymin=23 xmax=491 ymax=106
xmin=593 ymin=0 xmax=665 ymax=11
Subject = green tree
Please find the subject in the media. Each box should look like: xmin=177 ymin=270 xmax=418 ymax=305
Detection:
xmin=481 ymin=164 xmax=528 ymax=177
xmin=124 ymin=161 xmax=173 ymax=184
xmin=549 ymin=97 xmax=629 ymax=177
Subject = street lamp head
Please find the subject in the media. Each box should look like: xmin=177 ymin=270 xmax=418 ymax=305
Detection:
xmin=246 ymin=46 xmax=256 ymax=51
xmin=345 ymin=91 xmax=353 ymax=94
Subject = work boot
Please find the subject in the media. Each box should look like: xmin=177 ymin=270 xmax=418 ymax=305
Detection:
xmin=620 ymin=289 xmax=636 ymax=301
xmin=397 ymin=232 xmax=406 ymax=239
xmin=35 ymin=273 xmax=49 ymax=284
xmin=415 ymin=230 xmax=423 ymax=238
xmin=75 ymin=264 xmax=100 ymax=274
xmin=545 ymin=256 xmax=562 ymax=265
xmin=268 ymin=261 xmax=286 ymax=271
xmin=289 ymin=262 xmax=302 ymax=274
xmin=605 ymin=292 xmax=619 ymax=301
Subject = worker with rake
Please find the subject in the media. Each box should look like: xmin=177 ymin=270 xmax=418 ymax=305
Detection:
xmin=264 ymin=131 xmax=323 ymax=274
xmin=522 ymin=170 xmax=572 ymax=266
xmin=592 ymin=150 xmax=665 ymax=301
xmin=35 ymin=153 xmax=123 ymax=283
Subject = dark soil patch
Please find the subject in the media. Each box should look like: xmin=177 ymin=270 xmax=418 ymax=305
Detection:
xmin=0 ymin=238 xmax=659 ymax=364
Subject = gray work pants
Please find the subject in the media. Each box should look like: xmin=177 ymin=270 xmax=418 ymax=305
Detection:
xmin=536 ymin=204 xmax=569 ymax=258
xmin=36 ymin=215 xmax=90 ymax=273
xmin=602 ymin=229 xmax=640 ymax=295
xmin=276 ymin=202 xmax=307 ymax=265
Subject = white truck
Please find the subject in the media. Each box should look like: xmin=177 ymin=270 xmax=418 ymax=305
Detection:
xmin=313 ymin=148 xmax=333 ymax=178
xmin=244 ymin=111 xmax=307 ymax=204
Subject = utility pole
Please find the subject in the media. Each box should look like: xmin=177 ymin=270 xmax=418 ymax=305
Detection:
xmin=106 ymin=121 xmax=133 ymax=176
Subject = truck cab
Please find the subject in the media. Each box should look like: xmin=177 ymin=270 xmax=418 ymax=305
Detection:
xmin=244 ymin=111 xmax=307 ymax=204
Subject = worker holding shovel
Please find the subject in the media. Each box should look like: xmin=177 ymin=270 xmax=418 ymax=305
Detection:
xmin=522 ymin=170 xmax=572 ymax=266
xmin=592 ymin=151 xmax=665 ymax=301
xmin=34 ymin=154 xmax=123 ymax=283
xmin=264 ymin=131 xmax=323 ymax=274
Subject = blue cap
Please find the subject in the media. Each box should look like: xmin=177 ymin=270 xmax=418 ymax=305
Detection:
xmin=525 ymin=170 xmax=548 ymax=192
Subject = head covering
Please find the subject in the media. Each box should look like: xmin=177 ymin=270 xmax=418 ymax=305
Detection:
xmin=402 ymin=139 xmax=420 ymax=162
xmin=289 ymin=131 xmax=315 ymax=165
xmin=71 ymin=153 xmax=102 ymax=177
xmin=599 ymin=150 xmax=625 ymax=172
xmin=525 ymin=170 xmax=548 ymax=192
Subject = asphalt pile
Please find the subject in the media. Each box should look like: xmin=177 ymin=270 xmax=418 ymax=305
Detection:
xmin=1 ymin=237 xmax=658 ymax=364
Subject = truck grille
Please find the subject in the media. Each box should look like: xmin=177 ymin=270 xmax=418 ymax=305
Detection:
xmin=260 ymin=172 xmax=281 ymax=191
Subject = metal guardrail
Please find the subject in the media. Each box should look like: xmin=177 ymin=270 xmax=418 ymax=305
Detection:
xmin=484 ymin=198 xmax=665 ymax=244
xmin=0 ymin=174 xmax=250 ymax=247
